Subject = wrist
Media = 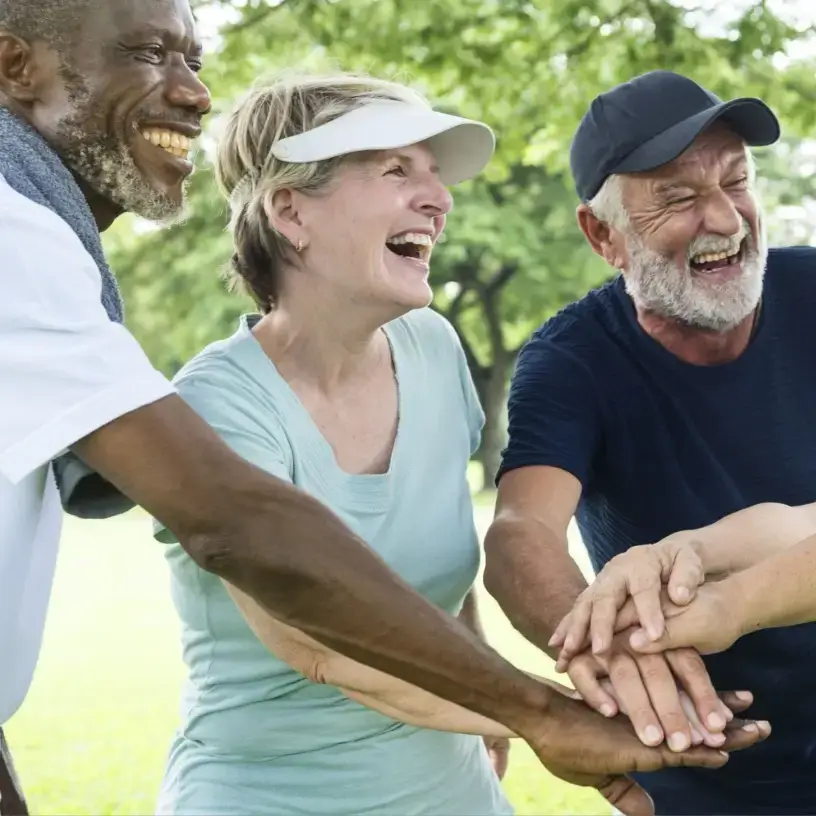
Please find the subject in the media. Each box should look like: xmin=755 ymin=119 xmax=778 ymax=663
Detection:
xmin=720 ymin=570 xmax=761 ymax=640
xmin=497 ymin=675 xmax=555 ymax=740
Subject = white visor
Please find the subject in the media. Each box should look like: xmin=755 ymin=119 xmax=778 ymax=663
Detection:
xmin=270 ymin=100 xmax=495 ymax=185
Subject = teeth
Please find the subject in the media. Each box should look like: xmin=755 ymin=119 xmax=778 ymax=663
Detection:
xmin=387 ymin=232 xmax=433 ymax=247
xmin=691 ymin=242 xmax=741 ymax=265
xmin=140 ymin=128 xmax=193 ymax=160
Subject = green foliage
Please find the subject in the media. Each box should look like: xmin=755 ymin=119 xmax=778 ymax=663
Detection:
xmin=105 ymin=0 xmax=816 ymax=480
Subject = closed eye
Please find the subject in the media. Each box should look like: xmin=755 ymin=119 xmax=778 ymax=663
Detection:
xmin=386 ymin=164 xmax=407 ymax=178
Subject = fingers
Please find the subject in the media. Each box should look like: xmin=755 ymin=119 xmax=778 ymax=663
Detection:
xmin=720 ymin=719 xmax=771 ymax=752
xmin=629 ymin=626 xmax=681 ymax=654
xmin=552 ymin=596 xmax=593 ymax=664
xmin=607 ymin=653 xmax=665 ymax=746
xmin=589 ymin=589 xmax=625 ymax=655
xmin=665 ymin=649 xmax=731 ymax=736
xmin=599 ymin=776 xmax=655 ymax=816
xmin=629 ymin=653 xmax=694 ymax=752
xmin=666 ymin=545 xmax=703 ymax=606
xmin=629 ymin=582 xmax=665 ymax=644
xmin=568 ymin=656 xmax=619 ymax=718
xmin=719 ymin=690 xmax=753 ymax=714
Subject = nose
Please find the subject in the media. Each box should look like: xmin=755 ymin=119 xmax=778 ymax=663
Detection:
xmin=164 ymin=60 xmax=212 ymax=118
xmin=416 ymin=172 xmax=453 ymax=218
xmin=700 ymin=188 xmax=742 ymax=237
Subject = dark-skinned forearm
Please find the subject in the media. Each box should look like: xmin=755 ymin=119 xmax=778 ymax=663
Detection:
xmin=484 ymin=517 xmax=588 ymax=659
xmin=72 ymin=397 xmax=552 ymax=732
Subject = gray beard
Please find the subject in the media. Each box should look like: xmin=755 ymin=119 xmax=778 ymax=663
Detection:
xmin=50 ymin=71 xmax=186 ymax=223
xmin=622 ymin=219 xmax=767 ymax=332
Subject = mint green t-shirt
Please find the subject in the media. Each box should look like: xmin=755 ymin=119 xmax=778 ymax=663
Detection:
xmin=154 ymin=309 xmax=513 ymax=816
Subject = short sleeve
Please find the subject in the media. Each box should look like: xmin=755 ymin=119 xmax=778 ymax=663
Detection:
xmin=496 ymin=334 xmax=601 ymax=487
xmin=0 ymin=183 xmax=173 ymax=484
xmin=153 ymin=365 xmax=293 ymax=544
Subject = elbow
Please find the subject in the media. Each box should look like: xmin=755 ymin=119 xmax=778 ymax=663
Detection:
xmin=483 ymin=517 xmax=515 ymax=600
xmin=182 ymin=530 xmax=237 ymax=576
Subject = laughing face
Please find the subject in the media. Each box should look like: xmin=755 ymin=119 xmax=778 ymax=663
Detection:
xmin=618 ymin=124 xmax=766 ymax=331
xmin=28 ymin=0 xmax=211 ymax=223
xmin=285 ymin=142 xmax=452 ymax=317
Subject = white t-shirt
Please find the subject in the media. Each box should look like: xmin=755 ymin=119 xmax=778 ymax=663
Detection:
xmin=0 ymin=173 xmax=174 ymax=725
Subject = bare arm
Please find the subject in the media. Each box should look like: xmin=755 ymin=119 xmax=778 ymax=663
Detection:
xmin=71 ymin=396 xmax=552 ymax=733
xmin=677 ymin=502 xmax=816 ymax=577
xmin=728 ymin=530 xmax=816 ymax=634
xmin=223 ymin=582 xmax=514 ymax=737
xmin=483 ymin=466 xmax=586 ymax=658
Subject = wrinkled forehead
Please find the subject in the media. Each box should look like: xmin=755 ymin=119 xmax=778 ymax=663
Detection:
xmin=81 ymin=0 xmax=197 ymax=45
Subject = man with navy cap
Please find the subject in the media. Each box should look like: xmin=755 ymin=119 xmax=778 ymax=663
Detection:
xmin=484 ymin=69 xmax=816 ymax=814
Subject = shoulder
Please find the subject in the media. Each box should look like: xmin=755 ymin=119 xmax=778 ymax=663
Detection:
xmin=389 ymin=307 xmax=461 ymax=353
xmin=0 ymin=173 xmax=95 ymax=276
xmin=516 ymin=279 xmax=620 ymax=385
xmin=172 ymin=320 xmax=286 ymax=438
xmin=766 ymin=245 xmax=816 ymax=278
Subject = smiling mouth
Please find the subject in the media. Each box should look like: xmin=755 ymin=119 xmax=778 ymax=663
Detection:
xmin=689 ymin=239 xmax=745 ymax=273
xmin=385 ymin=232 xmax=433 ymax=263
xmin=140 ymin=127 xmax=194 ymax=161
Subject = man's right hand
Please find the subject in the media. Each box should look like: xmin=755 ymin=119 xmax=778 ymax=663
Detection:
xmin=523 ymin=687 xmax=770 ymax=816
xmin=564 ymin=645 xmax=735 ymax=751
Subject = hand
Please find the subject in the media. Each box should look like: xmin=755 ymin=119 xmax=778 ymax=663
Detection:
xmin=484 ymin=735 xmax=510 ymax=780
xmin=521 ymin=684 xmax=770 ymax=816
xmin=626 ymin=581 xmax=744 ymax=657
xmin=563 ymin=644 xmax=735 ymax=751
xmin=550 ymin=539 xmax=704 ymax=665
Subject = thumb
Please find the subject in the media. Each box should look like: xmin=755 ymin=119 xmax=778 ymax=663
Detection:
xmin=666 ymin=546 xmax=703 ymax=606
xmin=600 ymin=776 xmax=655 ymax=816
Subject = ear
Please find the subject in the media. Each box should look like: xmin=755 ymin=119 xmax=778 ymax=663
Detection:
xmin=576 ymin=204 xmax=627 ymax=270
xmin=262 ymin=187 xmax=307 ymax=250
xmin=0 ymin=33 xmax=55 ymax=104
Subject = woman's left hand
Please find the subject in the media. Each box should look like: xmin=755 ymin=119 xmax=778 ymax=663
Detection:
xmin=484 ymin=735 xmax=510 ymax=780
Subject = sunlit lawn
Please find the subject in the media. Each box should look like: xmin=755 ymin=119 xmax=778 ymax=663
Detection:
xmin=5 ymin=502 xmax=608 ymax=815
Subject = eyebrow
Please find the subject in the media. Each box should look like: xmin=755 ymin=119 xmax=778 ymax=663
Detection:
xmin=386 ymin=152 xmax=441 ymax=176
xmin=129 ymin=24 xmax=202 ymax=54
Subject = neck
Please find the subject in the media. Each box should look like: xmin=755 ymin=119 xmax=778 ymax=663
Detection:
xmin=73 ymin=174 xmax=123 ymax=232
xmin=252 ymin=294 xmax=393 ymax=392
xmin=635 ymin=306 xmax=759 ymax=365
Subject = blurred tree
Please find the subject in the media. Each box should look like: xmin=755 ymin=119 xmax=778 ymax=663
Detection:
xmin=106 ymin=0 xmax=816 ymax=487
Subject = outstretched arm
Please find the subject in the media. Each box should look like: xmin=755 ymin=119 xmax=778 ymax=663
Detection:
xmin=224 ymin=582 xmax=515 ymax=737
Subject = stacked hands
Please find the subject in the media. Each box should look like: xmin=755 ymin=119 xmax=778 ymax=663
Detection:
xmin=548 ymin=537 xmax=770 ymax=755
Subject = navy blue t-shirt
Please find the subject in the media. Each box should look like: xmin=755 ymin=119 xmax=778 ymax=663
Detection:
xmin=499 ymin=246 xmax=816 ymax=815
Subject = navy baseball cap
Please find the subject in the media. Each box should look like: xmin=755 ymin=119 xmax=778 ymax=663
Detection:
xmin=570 ymin=70 xmax=780 ymax=202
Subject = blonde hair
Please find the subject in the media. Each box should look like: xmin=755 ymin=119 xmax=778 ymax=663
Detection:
xmin=216 ymin=71 xmax=430 ymax=311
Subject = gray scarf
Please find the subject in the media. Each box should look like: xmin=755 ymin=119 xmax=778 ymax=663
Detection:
xmin=0 ymin=107 xmax=133 ymax=517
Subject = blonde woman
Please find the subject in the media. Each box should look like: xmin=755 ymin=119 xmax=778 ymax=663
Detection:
xmin=153 ymin=73 xmax=515 ymax=815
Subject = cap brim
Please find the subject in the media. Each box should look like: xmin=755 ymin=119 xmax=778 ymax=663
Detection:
xmin=270 ymin=100 xmax=495 ymax=185
xmin=614 ymin=98 xmax=780 ymax=175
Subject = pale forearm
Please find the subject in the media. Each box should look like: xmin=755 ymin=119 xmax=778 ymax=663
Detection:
xmin=484 ymin=518 xmax=587 ymax=659
xmin=73 ymin=398 xmax=553 ymax=734
xmin=665 ymin=502 xmax=816 ymax=577
xmin=728 ymin=531 xmax=816 ymax=634
xmin=226 ymin=583 xmax=513 ymax=737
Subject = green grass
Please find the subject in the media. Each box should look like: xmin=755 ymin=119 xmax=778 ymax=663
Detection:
xmin=5 ymin=510 xmax=609 ymax=815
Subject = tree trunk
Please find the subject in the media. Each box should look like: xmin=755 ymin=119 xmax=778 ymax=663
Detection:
xmin=476 ymin=361 xmax=510 ymax=491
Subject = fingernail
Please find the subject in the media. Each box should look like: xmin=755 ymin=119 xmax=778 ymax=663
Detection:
xmin=719 ymin=751 xmax=729 ymax=760
xmin=675 ymin=586 xmax=690 ymax=602
xmin=592 ymin=636 xmax=606 ymax=654
xmin=736 ymin=691 xmax=752 ymax=702
xmin=630 ymin=630 xmax=649 ymax=650
xmin=706 ymin=732 xmax=726 ymax=746
xmin=707 ymin=712 xmax=726 ymax=731
xmin=741 ymin=722 xmax=758 ymax=733
xmin=548 ymin=634 xmax=558 ymax=646
xmin=668 ymin=732 xmax=689 ymax=752
xmin=644 ymin=725 xmax=663 ymax=745
xmin=722 ymin=704 xmax=734 ymax=722
xmin=757 ymin=721 xmax=771 ymax=736
xmin=600 ymin=703 xmax=615 ymax=717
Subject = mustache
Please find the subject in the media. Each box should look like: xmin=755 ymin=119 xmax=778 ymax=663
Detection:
xmin=686 ymin=218 xmax=752 ymax=259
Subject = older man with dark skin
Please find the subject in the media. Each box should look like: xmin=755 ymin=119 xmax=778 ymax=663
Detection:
xmin=0 ymin=6 xmax=768 ymax=816
xmin=485 ymin=69 xmax=815 ymax=815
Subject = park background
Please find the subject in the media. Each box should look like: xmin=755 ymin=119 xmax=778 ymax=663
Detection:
xmin=6 ymin=0 xmax=816 ymax=812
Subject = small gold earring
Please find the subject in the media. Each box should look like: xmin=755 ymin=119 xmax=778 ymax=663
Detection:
xmin=295 ymin=239 xmax=305 ymax=253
